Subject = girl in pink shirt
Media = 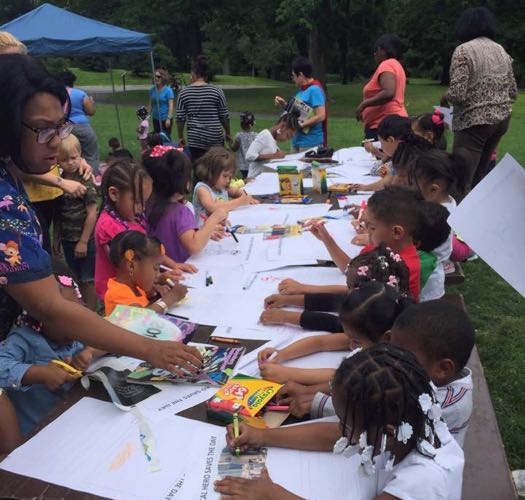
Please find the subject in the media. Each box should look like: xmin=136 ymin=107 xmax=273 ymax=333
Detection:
xmin=94 ymin=161 xmax=196 ymax=299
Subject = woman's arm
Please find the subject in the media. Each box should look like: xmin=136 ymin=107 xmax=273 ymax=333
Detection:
xmin=11 ymin=164 xmax=87 ymax=198
xmin=444 ymin=48 xmax=469 ymax=105
xmin=5 ymin=276 xmax=202 ymax=373
xmin=356 ymin=72 xmax=397 ymax=120
xmin=82 ymin=95 xmax=96 ymax=116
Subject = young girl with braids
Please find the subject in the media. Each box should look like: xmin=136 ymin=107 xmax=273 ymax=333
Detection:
xmin=215 ymin=343 xmax=464 ymax=500
xmin=258 ymin=281 xmax=412 ymax=388
xmin=260 ymin=244 xmax=409 ymax=331
xmin=94 ymin=161 xmax=196 ymax=299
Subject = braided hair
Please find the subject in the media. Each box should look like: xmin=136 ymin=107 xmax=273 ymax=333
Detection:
xmin=347 ymin=243 xmax=410 ymax=295
xmin=391 ymin=133 xmax=434 ymax=186
xmin=333 ymin=343 xmax=441 ymax=458
xmin=240 ymin=111 xmax=255 ymax=130
xmin=339 ymin=282 xmax=414 ymax=343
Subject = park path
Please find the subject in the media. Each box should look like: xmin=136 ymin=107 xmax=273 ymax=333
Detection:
xmin=83 ymin=83 xmax=278 ymax=94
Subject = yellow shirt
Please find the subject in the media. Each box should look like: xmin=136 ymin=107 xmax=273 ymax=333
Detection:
xmin=104 ymin=278 xmax=149 ymax=316
xmin=23 ymin=165 xmax=63 ymax=202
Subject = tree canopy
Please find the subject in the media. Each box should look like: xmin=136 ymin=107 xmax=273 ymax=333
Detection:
xmin=2 ymin=0 xmax=523 ymax=85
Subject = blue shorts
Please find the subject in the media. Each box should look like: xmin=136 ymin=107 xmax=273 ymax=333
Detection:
xmin=61 ymin=239 xmax=96 ymax=283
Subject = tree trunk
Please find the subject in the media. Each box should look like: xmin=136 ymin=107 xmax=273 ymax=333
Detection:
xmin=309 ymin=23 xmax=326 ymax=83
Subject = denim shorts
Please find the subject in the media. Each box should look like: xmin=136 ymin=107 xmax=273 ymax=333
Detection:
xmin=61 ymin=239 xmax=96 ymax=283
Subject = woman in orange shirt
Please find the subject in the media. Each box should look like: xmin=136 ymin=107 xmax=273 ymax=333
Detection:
xmin=356 ymin=34 xmax=408 ymax=141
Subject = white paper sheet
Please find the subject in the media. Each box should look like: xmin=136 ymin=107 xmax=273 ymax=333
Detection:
xmin=332 ymin=147 xmax=375 ymax=164
xmin=448 ymin=154 xmax=525 ymax=297
xmin=264 ymin=159 xmax=309 ymax=171
xmin=0 ymin=398 xmax=190 ymax=500
xmin=268 ymin=149 xmax=316 ymax=162
xmin=336 ymin=193 xmax=371 ymax=208
xmin=243 ymin=172 xmax=279 ymax=195
xmin=211 ymin=324 xmax=304 ymax=341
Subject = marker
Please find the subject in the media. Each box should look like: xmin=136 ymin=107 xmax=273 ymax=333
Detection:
xmin=266 ymin=405 xmax=290 ymax=412
xmin=225 ymin=222 xmax=239 ymax=243
xmin=299 ymin=219 xmax=328 ymax=233
xmin=242 ymin=273 xmax=256 ymax=290
xmin=205 ymin=271 xmax=212 ymax=287
xmin=165 ymin=312 xmax=189 ymax=320
xmin=265 ymin=351 xmax=278 ymax=363
xmin=210 ymin=336 xmax=241 ymax=345
xmin=160 ymin=264 xmax=173 ymax=272
xmin=51 ymin=359 xmax=83 ymax=378
xmin=233 ymin=412 xmax=240 ymax=457
xmin=358 ymin=200 xmax=367 ymax=222
xmin=166 ymin=278 xmax=176 ymax=288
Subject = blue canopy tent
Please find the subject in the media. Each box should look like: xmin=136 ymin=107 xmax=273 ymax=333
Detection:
xmin=0 ymin=2 xmax=161 ymax=146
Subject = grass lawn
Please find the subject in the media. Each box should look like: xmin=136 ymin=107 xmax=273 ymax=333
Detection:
xmin=91 ymin=80 xmax=525 ymax=471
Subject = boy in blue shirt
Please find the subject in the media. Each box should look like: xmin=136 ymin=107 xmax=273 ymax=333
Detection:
xmin=274 ymin=56 xmax=327 ymax=151
xmin=0 ymin=275 xmax=102 ymax=436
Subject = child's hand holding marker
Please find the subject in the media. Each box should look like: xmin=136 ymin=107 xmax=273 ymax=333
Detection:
xmin=226 ymin=421 xmax=264 ymax=452
xmin=258 ymin=348 xmax=280 ymax=364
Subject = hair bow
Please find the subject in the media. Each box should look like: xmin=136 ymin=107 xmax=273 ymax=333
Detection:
xmin=150 ymin=145 xmax=177 ymax=158
xmin=431 ymin=109 xmax=444 ymax=126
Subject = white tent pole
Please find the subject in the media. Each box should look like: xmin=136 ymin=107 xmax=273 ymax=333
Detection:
xmin=108 ymin=57 xmax=125 ymax=147
xmin=149 ymin=50 xmax=164 ymax=134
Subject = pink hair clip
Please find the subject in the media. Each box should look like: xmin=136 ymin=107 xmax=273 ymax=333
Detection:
xmin=431 ymin=109 xmax=444 ymax=126
xmin=357 ymin=265 xmax=369 ymax=277
xmin=150 ymin=145 xmax=182 ymax=158
xmin=57 ymin=275 xmax=73 ymax=287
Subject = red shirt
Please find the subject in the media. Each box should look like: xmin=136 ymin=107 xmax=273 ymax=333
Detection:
xmin=360 ymin=243 xmax=420 ymax=300
xmin=362 ymin=58 xmax=408 ymax=129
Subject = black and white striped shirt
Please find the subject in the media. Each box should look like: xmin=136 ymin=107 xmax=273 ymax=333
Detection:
xmin=176 ymin=84 xmax=229 ymax=149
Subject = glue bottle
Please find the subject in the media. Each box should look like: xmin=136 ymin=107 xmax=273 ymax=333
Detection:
xmin=311 ymin=161 xmax=327 ymax=194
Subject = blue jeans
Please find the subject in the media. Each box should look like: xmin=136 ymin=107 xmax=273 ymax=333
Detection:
xmin=61 ymin=239 xmax=96 ymax=283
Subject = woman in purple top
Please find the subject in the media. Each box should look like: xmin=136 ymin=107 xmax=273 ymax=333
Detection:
xmin=143 ymin=146 xmax=228 ymax=262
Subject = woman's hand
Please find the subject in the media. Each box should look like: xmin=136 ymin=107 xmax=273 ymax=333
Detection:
xmin=355 ymin=102 xmax=366 ymax=121
xmin=77 ymin=159 xmax=94 ymax=181
xmin=165 ymin=118 xmax=171 ymax=129
xmin=61 ymin=179 xmax=87 ymax=198
xmin=278 ymin=279 xmax=306 ymax=295
xmin=146 ymin=341 xmax=203 ymax=376
xmin=226 ymin=421 xmax=265 ymax=452
xmin=274 ymin=96 xmax=286 ymax=108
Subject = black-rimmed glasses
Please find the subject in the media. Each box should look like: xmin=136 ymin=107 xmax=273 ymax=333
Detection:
xmin=22 ymin=120 xmax=74 ymax=144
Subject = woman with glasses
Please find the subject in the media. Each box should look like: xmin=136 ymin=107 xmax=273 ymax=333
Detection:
xmin=355 ymin=34 xmax=408 ymax=141
xmin=149 ymin=69 xmax=175 ymax=137
xmin=0 ymin=54 xmax=202 ymax=376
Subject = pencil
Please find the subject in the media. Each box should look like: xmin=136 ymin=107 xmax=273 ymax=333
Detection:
xmin=233 ymin=412 xmax=240 ymax=457
xmin=225 ymin=222 xmax=239 ymax=243
xmin=165 ymin=312 xmax=189 ymax=320
xmin=210 ymin=336 xmax=241 ymax=344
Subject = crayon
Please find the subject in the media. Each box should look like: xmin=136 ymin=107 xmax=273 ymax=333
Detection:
xmin=233 ymin=412 xmax=240 ymax=457
xmin=210 ymin=336 xmax=241 ymax=345
xmin=266 ymin=405 xmax=290 ymax=412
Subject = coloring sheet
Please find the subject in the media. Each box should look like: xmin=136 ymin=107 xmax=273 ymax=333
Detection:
xmin=448 ymin=154 xmax=525 ymax=297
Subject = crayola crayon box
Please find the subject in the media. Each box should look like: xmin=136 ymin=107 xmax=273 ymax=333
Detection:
xmin=207 ymin=375 xmax=283 ymax=426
